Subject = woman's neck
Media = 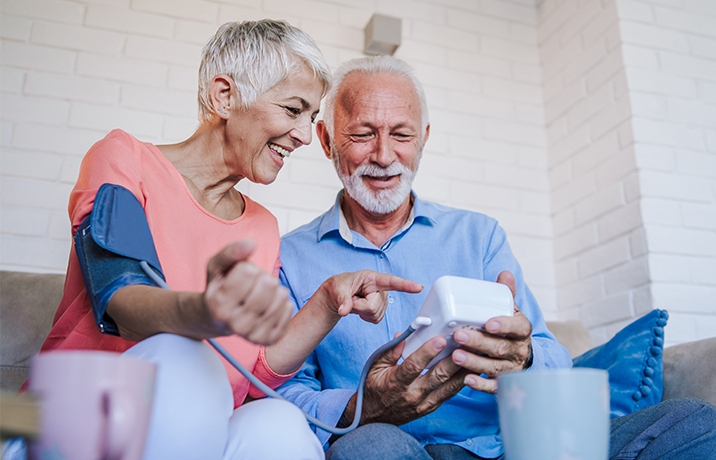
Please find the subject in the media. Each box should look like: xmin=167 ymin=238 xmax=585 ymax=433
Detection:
xmin=157 ymin=127 xmax=245 ymax=220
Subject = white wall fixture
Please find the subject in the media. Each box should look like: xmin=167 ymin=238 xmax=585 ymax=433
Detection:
xmin=364 ymin=14 xmax=402 ymax=56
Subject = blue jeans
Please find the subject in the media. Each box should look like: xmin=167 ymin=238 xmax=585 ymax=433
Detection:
xmin=326 ymin=398 xmax=716 ymax=460
xmin=610 ymin=398 xmax=716 ymax=459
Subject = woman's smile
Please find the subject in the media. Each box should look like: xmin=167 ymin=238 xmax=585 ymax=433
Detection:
xmin=268 ymin=142 xmax=292 ymax=159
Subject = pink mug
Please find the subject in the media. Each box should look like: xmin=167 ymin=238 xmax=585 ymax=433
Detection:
xmin=29 ymin=350 xmax=156 ymax=460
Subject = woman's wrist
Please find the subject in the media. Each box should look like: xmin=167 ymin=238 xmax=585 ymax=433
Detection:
xmin=177 ymin=290 xmax=232 ymax=339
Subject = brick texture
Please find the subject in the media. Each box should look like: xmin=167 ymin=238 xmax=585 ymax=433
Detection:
xmin=539 ymin=0 xmax=713 ymax=345
xmin=621 ymin=0 xmax=716 ymax=343
xmin=542 ymin=0 xmax=716 ymax=343
xmin=1 ymin=0 xmax=714 ymax=345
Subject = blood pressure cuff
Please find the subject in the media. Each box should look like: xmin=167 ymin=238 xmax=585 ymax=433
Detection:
xmin=74 ymin=183 xmax=165 ymax=336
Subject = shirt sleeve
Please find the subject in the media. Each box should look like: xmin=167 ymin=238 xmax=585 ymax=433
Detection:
xmin=276 ymin=267 xmax=354 ymax=448
xmin=247 ymin=346 xmax=297 ymax=399
xmin=482 ymin=221 xmax=572 ymax=371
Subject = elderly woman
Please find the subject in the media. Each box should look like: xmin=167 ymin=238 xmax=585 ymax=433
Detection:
xmin=37 ymin=20 xmax=421 ymax=459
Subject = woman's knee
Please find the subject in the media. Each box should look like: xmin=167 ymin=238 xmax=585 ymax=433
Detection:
xmin=225 ymin=398 xmax=324 ymax=460
xmin=125 ymin=334 xmax=231 ymax=397
xmin=124 ymin=334 xmax=234 ymax=459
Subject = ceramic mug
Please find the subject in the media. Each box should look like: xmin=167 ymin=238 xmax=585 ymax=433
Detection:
xmin=29 ymin=350 xmax=156 ymax=460
xmin=497 ymin=368 xmax=610 ymax=460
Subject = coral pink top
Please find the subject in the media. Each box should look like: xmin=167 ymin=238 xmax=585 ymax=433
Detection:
xmin=39 ymin=129 xmax=291 ymax=407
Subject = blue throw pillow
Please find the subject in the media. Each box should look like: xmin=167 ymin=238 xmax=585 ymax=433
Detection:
xmin=572 ymin=309 xmax=668 ymax=418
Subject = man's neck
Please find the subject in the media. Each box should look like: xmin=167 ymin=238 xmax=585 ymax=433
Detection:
xmin=340 ymin=192 xmax=414 ymax=248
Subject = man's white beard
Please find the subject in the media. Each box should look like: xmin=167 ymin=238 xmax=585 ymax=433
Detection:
xmin=332 ymin=146 xmax=419 ymax=215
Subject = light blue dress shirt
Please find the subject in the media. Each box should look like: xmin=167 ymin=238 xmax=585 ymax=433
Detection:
xmin=277 ymin=192 xmax=572 ymax=457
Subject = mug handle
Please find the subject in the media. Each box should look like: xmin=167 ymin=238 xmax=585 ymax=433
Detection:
xmin=100 ymin=389 xmax=137 ymax=459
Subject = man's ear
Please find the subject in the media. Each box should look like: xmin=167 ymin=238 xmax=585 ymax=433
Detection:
xmin=422 ymin=123 xmax=431 ymax=148
xmin=210 ymin=74 xmax=234 ymax=120
xmin=316 ymin=120 xmax=333 ymax=160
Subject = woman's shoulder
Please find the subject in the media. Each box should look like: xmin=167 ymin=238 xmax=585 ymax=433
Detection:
xmin=241 ymin=195 xmax=278 ymax=225
xmin=74 ymin=130 xmax=170 ymax=197
xmin=91 ymin=129 xmax=150 ymax=153
xmin=82 ymin=129 xmax=162 ymax=171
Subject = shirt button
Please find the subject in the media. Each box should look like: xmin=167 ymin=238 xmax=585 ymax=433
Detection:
xmin=380 ymin=254 xmax=385 ymax=258
xmin=388 ymin=296 xmax=394 ymax=304
xmin=466 ymin=439 xmax=473 ymax=445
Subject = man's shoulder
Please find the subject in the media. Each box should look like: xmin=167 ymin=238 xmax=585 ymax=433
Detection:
xmin=417 ymin=198 xmax=499 ymax=227
xmin=281 ymin=210 xmax=329 ymax=245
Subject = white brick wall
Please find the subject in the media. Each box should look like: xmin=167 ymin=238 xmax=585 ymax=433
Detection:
xmin=620 ymin=0 xmax=716 ymax=344
xmin=0 ymin=1 xmax=556 ymax=320
xmin=539 ymin=0 xmax=648 ymax=344
xmin=2 ymin=0 xmax=714 ymax=344
xmin=537 ymin=0 xmax=716 ymax=345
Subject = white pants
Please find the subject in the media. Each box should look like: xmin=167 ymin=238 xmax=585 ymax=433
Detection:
xmin=124 ymin=334 xmax=324 ymax=460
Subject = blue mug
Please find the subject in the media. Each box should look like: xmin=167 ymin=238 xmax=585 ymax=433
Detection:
xmin=497 ymin=368 xmax=610 ymax=460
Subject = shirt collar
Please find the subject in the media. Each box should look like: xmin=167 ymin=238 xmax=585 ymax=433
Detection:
xmin=317 ymin=190 xmax=437 ymax=245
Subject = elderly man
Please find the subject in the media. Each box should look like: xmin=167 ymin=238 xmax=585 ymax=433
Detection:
xmin=277 ymin=56 xmax=716 ymax=460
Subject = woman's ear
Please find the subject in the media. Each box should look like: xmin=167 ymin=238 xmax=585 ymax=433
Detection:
xmin=210 ymin=74 xmax=234 ymax=120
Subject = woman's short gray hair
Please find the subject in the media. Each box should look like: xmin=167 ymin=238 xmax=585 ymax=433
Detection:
xmin=198 ymin=20 xmax=331 ymax=121
xmin=322 ymin=56 xmax=429 ymax=137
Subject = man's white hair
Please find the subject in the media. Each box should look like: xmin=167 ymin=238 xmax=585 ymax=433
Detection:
xmin=197 ymin=20 xmax=331 ymax=121
xmin=322 ymin=55 xmax=429 ymax=137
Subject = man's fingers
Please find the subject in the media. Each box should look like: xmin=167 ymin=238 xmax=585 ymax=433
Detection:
xmin=414 ymin=370 xmax=468 ymax=414
xmin=454 ymin=323 xmax=530 ymax=358
xmin=394 ymin=337 xmax=447 ymax=385
xmin=372 ymin=333 xmax=405 ymax=369
xmin=486 ymin=273 xmax=522 ymax=336
xmin=496 ymin=270 xmax=516 ymax=298
xmin=464 ymin=374 xmax=498 ymax=394
xmin=452 ymin=348 xmax=516 ymax=378
xmin=420 ymin=355 xmax=462 ymax=391
xmin=484 ymin=312 xmax=532 ymax=339
xmin=429 ymin=369 xmax=469 ymax=400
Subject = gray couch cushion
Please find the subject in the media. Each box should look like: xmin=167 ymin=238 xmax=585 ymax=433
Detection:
xmin=663 ymin=337 xmax=716 ymax=407
xmin=546 ymin=320 xmax=594 ymax=358
xmin=0 ymin=270 xmax=64 ymax=391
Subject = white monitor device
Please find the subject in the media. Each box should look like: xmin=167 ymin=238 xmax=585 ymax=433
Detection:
xmin=402 ymin=275 xmax=514 ymax=369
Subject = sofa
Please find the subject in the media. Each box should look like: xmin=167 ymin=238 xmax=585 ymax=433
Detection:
xmin=2 ymin=270 xmax=715 ymax=407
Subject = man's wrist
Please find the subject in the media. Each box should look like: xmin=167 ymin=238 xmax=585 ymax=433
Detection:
xmin=329 ymin=398 xmax=356 ymax=445
xmin=523 ymin=342 xmax=534 ymax=369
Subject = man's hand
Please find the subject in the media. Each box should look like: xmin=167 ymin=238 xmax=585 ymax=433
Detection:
xmin=204 ymin=239 xmax=293 ymax=346
xmin=450 ymin=270 xmax=533 ymax=394
xmin=319 ymin=271 xmax=424 ymax=323
xmin=339 ymin=333 xmax=468 ymax=427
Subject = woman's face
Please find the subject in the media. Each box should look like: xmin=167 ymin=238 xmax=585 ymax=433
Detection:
xmin=227 ymin=65 xmax=324 ymax=185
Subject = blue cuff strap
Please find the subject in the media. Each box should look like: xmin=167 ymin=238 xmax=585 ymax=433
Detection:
xmin=74 ymin=184 xmax=166 ymax=336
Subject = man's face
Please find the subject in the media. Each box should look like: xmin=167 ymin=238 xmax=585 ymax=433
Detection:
xmin=324 ymin=72 xmax=429 ymax=215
